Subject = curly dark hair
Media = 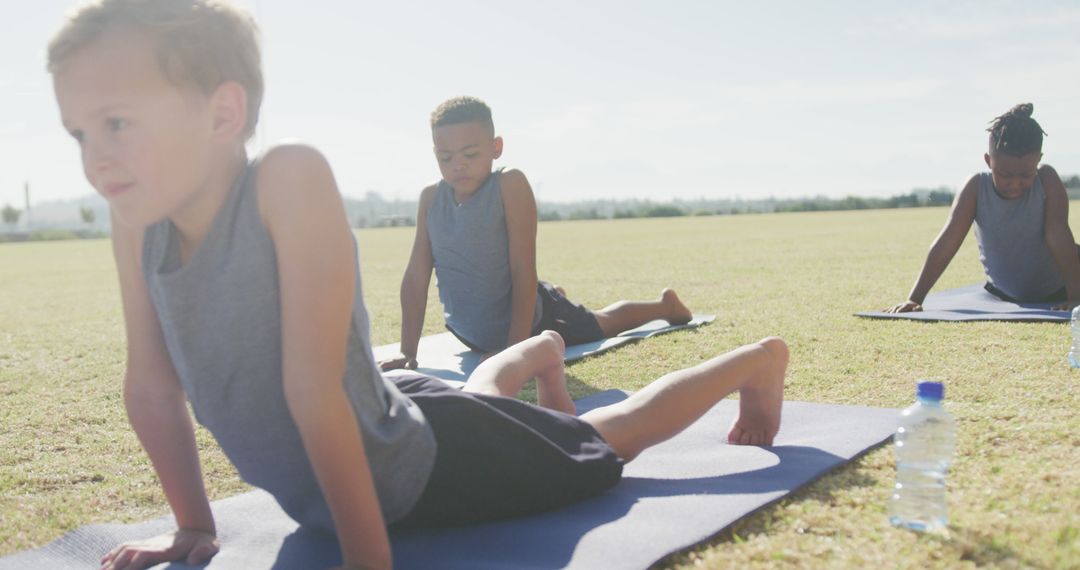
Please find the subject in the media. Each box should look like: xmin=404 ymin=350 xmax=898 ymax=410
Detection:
xmin=987 ymin=103 xmax=1046 ymax=156
xmin=430 ymin=96 xmax=494 ymax=135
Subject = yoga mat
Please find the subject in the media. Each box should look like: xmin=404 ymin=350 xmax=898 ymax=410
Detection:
xmin=856 ymin=283 xmax=1068 ymax=322
xmin=372 ymin=314 xmax=716 ymax=384
xmin=1 ymin=390 xmax=898 ymax=570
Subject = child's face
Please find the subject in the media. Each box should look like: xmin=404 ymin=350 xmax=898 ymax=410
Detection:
xmin=433 ymin=122 xmax=503 ymax=196
xmin=53 ymin=29 xmax=220 ymax=228
xmin=984 ymin=151 xmax=1042 ymax=200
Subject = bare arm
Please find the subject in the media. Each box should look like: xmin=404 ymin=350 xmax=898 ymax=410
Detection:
xmin=501 ymin=169 xmax=540 ymax=349
xmin=1040 ymin=165 xmax=1080 ymax=307
xmin=100 ymin=217 xmax=218 ymax=569
xmin=885 ymin=176 xmax=978 ymax=312
xmin=258 ymin=145 xmax=391 ymax=570
xmin=381 ymin=185 xmax=437 ymax=370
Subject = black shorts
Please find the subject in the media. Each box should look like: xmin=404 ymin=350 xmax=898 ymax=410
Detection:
xmin=532 ymin=281 xmax=605 ymax=346
xmin=388 ymin=372 xmax=623 ymax=530
xmin=984 ymin=282 xmax=1066 ymax=304
xmin=445 ymin=281 xmax=605 ymax=351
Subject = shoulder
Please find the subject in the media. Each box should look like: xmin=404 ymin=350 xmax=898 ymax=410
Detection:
xmin=252 ymin=143 xmax=350 ymax=239
xmin=1038 ymin=164 xmax=1068 ymax=206
xmin=256 ymin=143 xmax=335 ymax=198
xmin=498 ymin=168 xmax=531 ymax=192
xmin=254 ymin=143 xmax=341 ymax=220
xmin=418 ymin=182 xmax=441 ymax=208
xmin=946 ymin=173 xmax=982 ymax=222
xmin=957 ymin=173 xmax=982 ymax=201
xmin=497 ymin=168 xmax=535 ymax=204
xmin=1039 ymin=164 xmax=1063 ymax=186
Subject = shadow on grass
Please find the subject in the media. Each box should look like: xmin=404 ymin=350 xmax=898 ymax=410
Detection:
xmin=952 ymin=527 xmax=1030 ymax=567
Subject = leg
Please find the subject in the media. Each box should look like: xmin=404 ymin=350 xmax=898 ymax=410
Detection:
xmin=592 ymin=288 xmax=693 ymax=337
xmin=580 ymin=337 xmax=787 ymax=462
xmin=462 ymin=330 xmax=576 ymax=415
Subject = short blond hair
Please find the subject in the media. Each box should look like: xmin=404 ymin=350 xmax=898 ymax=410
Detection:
xmin=48 ymin=0 xmax=263 ymax=140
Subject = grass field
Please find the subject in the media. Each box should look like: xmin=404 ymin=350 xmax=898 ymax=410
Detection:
xmin=2 ymin=207 xmax=1078 ymax=568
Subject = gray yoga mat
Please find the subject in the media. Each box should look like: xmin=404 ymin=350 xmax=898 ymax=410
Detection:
xmin=372 ymin=314 xmax=716 ymax=384
xmin=1 ymin=389 xmax=898 ymax=570
xmin=856 ymin=283 xmax=1068 ymax=322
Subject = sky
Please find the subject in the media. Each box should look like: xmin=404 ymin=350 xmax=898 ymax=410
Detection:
xmin=2 ymin=0 xmax=1079 ymax=208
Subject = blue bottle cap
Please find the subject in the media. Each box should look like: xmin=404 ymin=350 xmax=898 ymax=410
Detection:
xmin=917 ymin=381 xmax=944 ymax=401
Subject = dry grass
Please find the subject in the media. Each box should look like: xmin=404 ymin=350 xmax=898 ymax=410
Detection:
xmin=1 ymin=207 xmax=1078 ymax=567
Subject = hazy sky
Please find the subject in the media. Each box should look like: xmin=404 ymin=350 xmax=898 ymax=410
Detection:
xmin=3 ymin=1 xmax=1079 ymax=208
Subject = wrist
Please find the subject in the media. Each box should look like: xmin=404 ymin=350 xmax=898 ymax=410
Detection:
xmin=177 ymin=526 xmax=216 ymax=537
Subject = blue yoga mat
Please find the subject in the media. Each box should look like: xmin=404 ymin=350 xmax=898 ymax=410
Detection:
xmin=372 ymin=314 xmax=716 ymax=384
xmin=855 ymin=283 xmax=1067 ymax=322
xmin=0 ymin=389 xmax=897 ymax=570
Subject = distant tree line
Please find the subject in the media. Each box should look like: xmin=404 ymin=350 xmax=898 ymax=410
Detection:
xmin=6 ymin=175 xmax=1079 ymax=239
xmin=534 ymin=187 xmax=956 ymax=221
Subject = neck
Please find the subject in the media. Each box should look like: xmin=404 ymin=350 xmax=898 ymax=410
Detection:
xmin=172 ymin=147 xmax=249 ymax=261
xmin=452 ymin=171 xmax=493 ymax=204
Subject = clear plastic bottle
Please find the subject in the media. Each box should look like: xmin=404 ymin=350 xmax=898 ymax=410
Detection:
xmin=1069 ymin=306 xmax=1080 ymax=368
xmin=889 ymin=380 xmax=955 ymax=533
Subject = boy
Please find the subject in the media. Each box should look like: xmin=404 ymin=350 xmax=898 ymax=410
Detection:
xmin=49 ymin=3 xmax=786 ymax=569
xmin=380 ymin=96 xmax=694 ymax=370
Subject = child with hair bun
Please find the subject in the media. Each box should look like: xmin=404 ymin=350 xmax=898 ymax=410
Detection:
xmin=887 ymin=103 xmax=1080 ymax=311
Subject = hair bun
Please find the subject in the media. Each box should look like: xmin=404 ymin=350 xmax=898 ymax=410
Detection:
xmin=1010 ymin=103 xmax=1034 ymax=118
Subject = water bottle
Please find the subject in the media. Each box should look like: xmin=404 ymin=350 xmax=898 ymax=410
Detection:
xmin=1069 ymin=306 xmax=1080 ymax=368
xmin=889 ymin=380 xmax=955 ymax=533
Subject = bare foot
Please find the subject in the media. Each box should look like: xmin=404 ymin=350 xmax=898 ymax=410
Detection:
xmin=661 ymin=288 xmax=693 ymax=325
xmin=727 ymin=337 xmax=786 ymax=446
xmin=534 ymin=331 xmax=576 ymax=415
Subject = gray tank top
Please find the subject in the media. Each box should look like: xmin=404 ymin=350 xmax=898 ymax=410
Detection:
xmin=974 ymin=171 xmax=1063 ymax=300
xmin=426 ymin=169 xmax=543 ymax=352
xmin=142 ymin=161 xmax=435 ymax=531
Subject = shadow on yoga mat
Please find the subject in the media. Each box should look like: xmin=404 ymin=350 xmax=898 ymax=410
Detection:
xmin=372 ymin=314 xmax=716 ymax=384
xmin=855 ymin=283 xmax=1067 ymax=322
xmin=0 ymin=390 xmax=897 ymax=570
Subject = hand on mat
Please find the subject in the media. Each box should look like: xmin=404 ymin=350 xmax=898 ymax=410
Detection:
xmin=884 ymin=300 xmax=922 ymax=313
xmin=378 ymin=353 xmax=417 ymax=371
xmin=100 ymin=528 xmax=218 ymax=570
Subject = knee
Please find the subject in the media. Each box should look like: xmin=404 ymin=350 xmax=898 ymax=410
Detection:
xmin=539 ymin=329 xmax=566 ymax=355
xmin=757 ymin=336 xmax=789 ymax=367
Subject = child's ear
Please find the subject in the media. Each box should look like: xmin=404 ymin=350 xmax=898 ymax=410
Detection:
xmin=493 ymin=136 xmax=504 ymax=159
xmin=983 ymin=153 xmax=992 ymax=169
xmin=209 ymin=81 xmax=248 ymax=141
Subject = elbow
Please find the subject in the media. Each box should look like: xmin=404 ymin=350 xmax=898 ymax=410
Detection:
xmin=283 ymin=376 xmax=341 ymax=422
xmin=283 ymin=378 xmax=316 ymax=415
xmin=122 ymin=374 xmax=182 ymax=411
xmin=510 ymin=266 xmax=538 ymax=286
xmin=1045 ymin=227 xmax=1072 ymax=250
xmin=400 ymin=268 xmax=429 ymax=296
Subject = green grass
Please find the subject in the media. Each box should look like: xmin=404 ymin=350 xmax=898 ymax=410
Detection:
xmin=2 ymin=207 xmax=1079 ymax=568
